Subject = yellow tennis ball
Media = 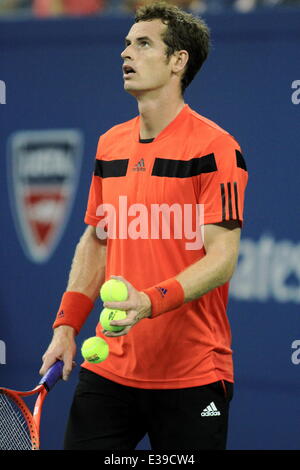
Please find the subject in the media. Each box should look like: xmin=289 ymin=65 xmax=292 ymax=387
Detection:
xmin=99 ymin=308 xmax=127 ymax=332
xmin=100 ymin=279 xmax=128 ymax=302
xmin=81 ymin=336 xmax=109 ymax=363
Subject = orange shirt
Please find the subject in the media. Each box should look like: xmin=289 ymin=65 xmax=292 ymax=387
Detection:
xmin=83 ymin=104 xmax=248 ymax=389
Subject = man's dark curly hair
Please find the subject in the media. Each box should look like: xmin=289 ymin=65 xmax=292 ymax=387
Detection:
xmin=135 ymin=2 xmax=211 ymax=94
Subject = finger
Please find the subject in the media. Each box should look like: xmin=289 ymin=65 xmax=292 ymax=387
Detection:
xmin=109 ymin=310 xmax=137 ymax=327
xmin=103 ymin=325 xmax=131 ymax=337
xmin=110 ymin=318 xmax=132 ymax=327
xmin=104 ymin=300 xmax=132 ymax=310
xmin=61 ymin=352 xmax=74 ymax=381
xmin=39 ymin=354 xmax=58 ymax=376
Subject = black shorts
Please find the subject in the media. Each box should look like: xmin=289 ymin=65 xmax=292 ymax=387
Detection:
xmin=64 ymin=368 xmax=233 ymax=451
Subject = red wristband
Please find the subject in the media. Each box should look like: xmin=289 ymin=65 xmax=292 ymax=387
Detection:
xmin=142 ymin=278 xmax=185 ymax=318
xmin=52 ymin=291 xmax=94 ymax=335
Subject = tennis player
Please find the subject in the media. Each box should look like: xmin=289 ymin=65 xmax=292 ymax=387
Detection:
xmin=40 ymin=2 xmax=248 ymax=450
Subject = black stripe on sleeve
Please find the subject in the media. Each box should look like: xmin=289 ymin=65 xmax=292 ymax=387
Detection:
xmin=236 ymin=150 xmax=247 ymax=171
xmin=227 ymin=182 xmax=233 ymax=219
xmin=233 ymin=181 xmax=240 ymax=220
xmin=152 ymin=153 xmax=217 ymax=178
xmin=94 ymin=159 xmax=129 ymax=178
xmin=220 ymin=183 xmax=226 ymax=221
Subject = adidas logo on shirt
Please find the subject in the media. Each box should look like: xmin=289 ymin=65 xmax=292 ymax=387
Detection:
xmin=133 ymin=158 xmax=146 ymax=172
xmin=201 ymin=402 xmax=221 ymax=417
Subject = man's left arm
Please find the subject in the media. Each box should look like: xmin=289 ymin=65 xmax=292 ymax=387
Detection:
xmin=176 ymin=220 xmax=240 ymax=302
xmin=103 ymin=220 xmax=241 ymax=337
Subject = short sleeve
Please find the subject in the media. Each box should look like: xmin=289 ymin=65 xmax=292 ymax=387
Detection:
xmin=84 ymin=136 xmax=105 ymax=227
xmin=198 ymin=133 xmax=248 ymax=226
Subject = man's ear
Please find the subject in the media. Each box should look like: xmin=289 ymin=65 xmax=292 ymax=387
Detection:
xmin=172 ymin=50 xmax=189 ymax=74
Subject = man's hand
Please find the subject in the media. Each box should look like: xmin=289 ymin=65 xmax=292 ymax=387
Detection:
xmin=39 ymin=325 xmax=77 ymax=381
xmin=102 ymin=276 xmax=151 ymax=337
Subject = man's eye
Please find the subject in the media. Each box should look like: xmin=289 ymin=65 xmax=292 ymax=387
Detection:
xmin=140 ymin=41 xmax=149 ymax=47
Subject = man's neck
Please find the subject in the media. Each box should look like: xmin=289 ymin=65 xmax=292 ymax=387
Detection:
xmin=137 ymin=94 xmax=185 ymax=140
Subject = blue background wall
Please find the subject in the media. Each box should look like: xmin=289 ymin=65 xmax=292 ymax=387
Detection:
xmin=0 ymin=9 xmax=300 ymax=450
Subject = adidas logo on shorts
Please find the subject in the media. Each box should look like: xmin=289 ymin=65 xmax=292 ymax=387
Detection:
xmin=201 ymin=401 xmax=221 ymax=417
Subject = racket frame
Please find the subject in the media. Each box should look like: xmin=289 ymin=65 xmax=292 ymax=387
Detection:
xmin=0 ymin=360 xmax=63 ymax=450
xmin=0 ymin=385 xmax=46 ymax=450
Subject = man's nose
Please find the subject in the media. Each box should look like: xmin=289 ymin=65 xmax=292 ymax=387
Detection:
xmin=121 ymin=44 xmax=132 ymax=59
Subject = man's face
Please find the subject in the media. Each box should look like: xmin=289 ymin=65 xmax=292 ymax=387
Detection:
xmin=121 ymin=19 xmax=174 ymax=96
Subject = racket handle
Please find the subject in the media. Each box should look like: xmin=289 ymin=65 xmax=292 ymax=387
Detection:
xmin=39 ymin=360 xmax=64 ymax=391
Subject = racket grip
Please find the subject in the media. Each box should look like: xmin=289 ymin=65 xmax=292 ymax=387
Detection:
xmin=39 ymin=360 xmax=64 ymax=391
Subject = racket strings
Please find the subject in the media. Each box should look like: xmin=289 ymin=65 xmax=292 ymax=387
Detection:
xmin=0 ymin=393 xmax=34 ymax=450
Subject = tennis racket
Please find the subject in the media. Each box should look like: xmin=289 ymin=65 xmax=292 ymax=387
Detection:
xmin=0 ymin=360 xmax=64 ymax=450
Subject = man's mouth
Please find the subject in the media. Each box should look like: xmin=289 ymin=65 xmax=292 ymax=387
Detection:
xmin=123 ymin=65 xmax=136 ymax=77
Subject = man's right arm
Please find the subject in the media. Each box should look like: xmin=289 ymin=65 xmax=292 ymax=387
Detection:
xmin=39 ymin=225 xmax=107 ymax=380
